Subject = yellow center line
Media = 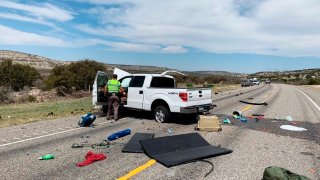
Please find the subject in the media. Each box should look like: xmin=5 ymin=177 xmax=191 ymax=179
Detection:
xmin=117 ymin=159 xmax=157 ymax=180
xmin=241 ymin=105 xmax=253 ymax=112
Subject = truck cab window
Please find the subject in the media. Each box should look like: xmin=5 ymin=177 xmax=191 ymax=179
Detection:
xmin=150 ymin=77 xmax=175 ymax=88
xmin=130 ymin=76 xmax=145 ymax=87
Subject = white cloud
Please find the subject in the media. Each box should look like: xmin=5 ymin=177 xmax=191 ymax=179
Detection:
xmin=90 ymin=39 xmax=161 ymax=52
xmin=160 ymin=45 xmax=187 ymax=53
xmin=0 ymin=25 xmax=69 ymax=47
xmin=0 ymin=1 xmax=74 ymax=22
xmin=75 ymin=0 xmax=320 ymax=56
xmin=0 ymin=13 xmax=54 ymax=27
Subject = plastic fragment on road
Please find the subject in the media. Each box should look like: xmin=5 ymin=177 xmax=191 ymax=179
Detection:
xmin=76 ymin=151 xmax=106 ymax=167
xmin=280 ymin=125 xmax=307 ymax=132
xmin=107 ymin=128 xmax=131 ymax=141
xmin=78 ymin=112 xmax=96 ymax=127
xmin=168 ymin=128 xmax=174 ymax=136
xmin=223 ymin=118 xmax=231 ymax=124
xmin=39 ymin=154 xmax=54 ymax=160
xmin=240 ymin=117 xmax=248 ymax=123
xmin=290 ymin=122 xmax=298 ymax=125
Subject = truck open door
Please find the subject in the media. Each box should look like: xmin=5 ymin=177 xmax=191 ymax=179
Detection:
xmin=92 ymin=71 xmax=109 ymax=109
xmin=114 ymin=67 xmax=131 ymax=80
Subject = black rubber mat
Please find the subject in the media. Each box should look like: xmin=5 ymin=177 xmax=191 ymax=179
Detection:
xmin=122 ymin=133 xmax=154 ymax=153
xmin=140 ymin=133 xmax=233 ymax=167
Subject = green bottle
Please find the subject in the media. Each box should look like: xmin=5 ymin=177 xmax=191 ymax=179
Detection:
xmin=39 ymin=154 xmax=54 ymax=160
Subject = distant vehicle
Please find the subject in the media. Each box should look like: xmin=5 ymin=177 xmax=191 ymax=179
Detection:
xmin=241 ymin=79 xmax=252 ymax=87
xmin=252 ymin=80 xmax=260 ymax=85
xmin=93 ymin=68 xmax=214 ymax=123
xmin=265 ymin=79 xmax=271 ymax=84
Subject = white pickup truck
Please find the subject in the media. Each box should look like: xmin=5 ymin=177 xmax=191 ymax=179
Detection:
xmin=92 ymin=68 xmax=214 ymax=123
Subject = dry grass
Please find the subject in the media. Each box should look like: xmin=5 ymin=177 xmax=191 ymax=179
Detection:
xmin=213 ymin=84 xmax=241 ymax=93
xmin=0 ymin=97 xmax=95 ymax=128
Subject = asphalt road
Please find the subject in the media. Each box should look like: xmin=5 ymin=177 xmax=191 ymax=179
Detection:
xmin=0 ymin=84 xmax=319 ymax=180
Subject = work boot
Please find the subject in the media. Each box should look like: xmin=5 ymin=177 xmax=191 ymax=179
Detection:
xmin=106 ymin=111 xmax=111 ymax=120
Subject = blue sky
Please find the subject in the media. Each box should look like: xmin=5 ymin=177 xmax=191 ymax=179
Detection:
xmin=0 ymin=0 xmax=320 ymax=73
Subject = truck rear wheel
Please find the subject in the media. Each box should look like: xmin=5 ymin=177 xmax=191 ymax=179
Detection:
xmin=154 ymin=105 xmax=171 ymax=123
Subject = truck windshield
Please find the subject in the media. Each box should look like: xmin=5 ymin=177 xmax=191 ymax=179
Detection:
xmin=150 ymin=77 xmax=175 ymax=88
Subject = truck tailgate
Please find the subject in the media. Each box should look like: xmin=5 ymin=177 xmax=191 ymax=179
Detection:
xmin=184 ymin=89 xmax=212 ymax=106
xmin=187 ymin=89 xmax=211 ymax=101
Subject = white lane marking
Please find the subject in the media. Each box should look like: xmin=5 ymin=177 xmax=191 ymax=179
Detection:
xmin=0 ymin=121 xmax=111 ymax=147
xmin=12 ymin=137 xmax=21 ymax=140
xmin=297 ymin=89 xmax=320 ymax=111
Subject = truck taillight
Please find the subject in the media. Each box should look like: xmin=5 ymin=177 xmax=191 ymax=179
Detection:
xmin=179 ymin=92 xmax=188 ymax=102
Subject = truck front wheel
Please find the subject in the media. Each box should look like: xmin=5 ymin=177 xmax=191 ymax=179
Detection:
xmin=154 ymin=105 xmax=171 ymax=123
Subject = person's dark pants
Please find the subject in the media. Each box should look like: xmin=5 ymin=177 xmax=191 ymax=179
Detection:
xmin=107 ymin=94 xmax=120 ymax=120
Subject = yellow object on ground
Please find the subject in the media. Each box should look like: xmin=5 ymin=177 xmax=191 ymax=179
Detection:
xmin=117 ymin=159 xmax=157 ymax=180
xmin=196 ymin=115 xmax=222 ymax=132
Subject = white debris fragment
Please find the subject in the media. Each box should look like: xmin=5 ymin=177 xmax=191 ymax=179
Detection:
xmin=280 ymin=125 xmax=307 ymax=131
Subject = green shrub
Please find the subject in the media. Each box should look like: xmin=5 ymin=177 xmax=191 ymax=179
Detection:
xmin=45 ymin=60 xmax=105 ymax=94
xmin=0 ymin=86 xmax=12 ymax=103
xmin=186 ymin=83 xmax=193 ymax=88
xmin=0 ymin=60 xmax=40 ymax=91
xmin=28 ymin=95 xmax=37 ymax=102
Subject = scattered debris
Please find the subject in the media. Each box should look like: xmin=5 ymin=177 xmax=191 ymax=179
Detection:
xmin=309 ymin=168 xmax=316 ymax=174
xmin=39 ymin=154 xmax=54 ymax=160
xmin=71 ymin=141 xmax=112 ymax=149
xmin=195 ymin=115 xmax=221 ymax=132
xmin=232 ymin=111 xmax=242 ymax=119
xmin=290 ymin=122 xmax=298 ymax=125
xmin=223 ymin=118 xmax=231 ymax=124
xmin=107 ymin=129 xmax=131 ymax=141
xmin=280 ymin=125 xmax=307 ymax=132
xmin=240 ymin=117 xmax=248 ymax=123
xmin=300 ymin=152 xmax=314 ymax=156
xmin=168 ymin=128 xmax=174 ymax=136
xmin=76 ymin=151 xmax=107 ymax=167
xmin=252 ymin=114 xmax=264 ymax=117
xmin=78 ymin=113 xmax=96 ymax=127
xmin=200 ymin=160 xmax=214 ymax=177
xmin=239 ymin=100 xmax=268 ymax=106
xmin=248 ymin=97 xmax=254 ymax=100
